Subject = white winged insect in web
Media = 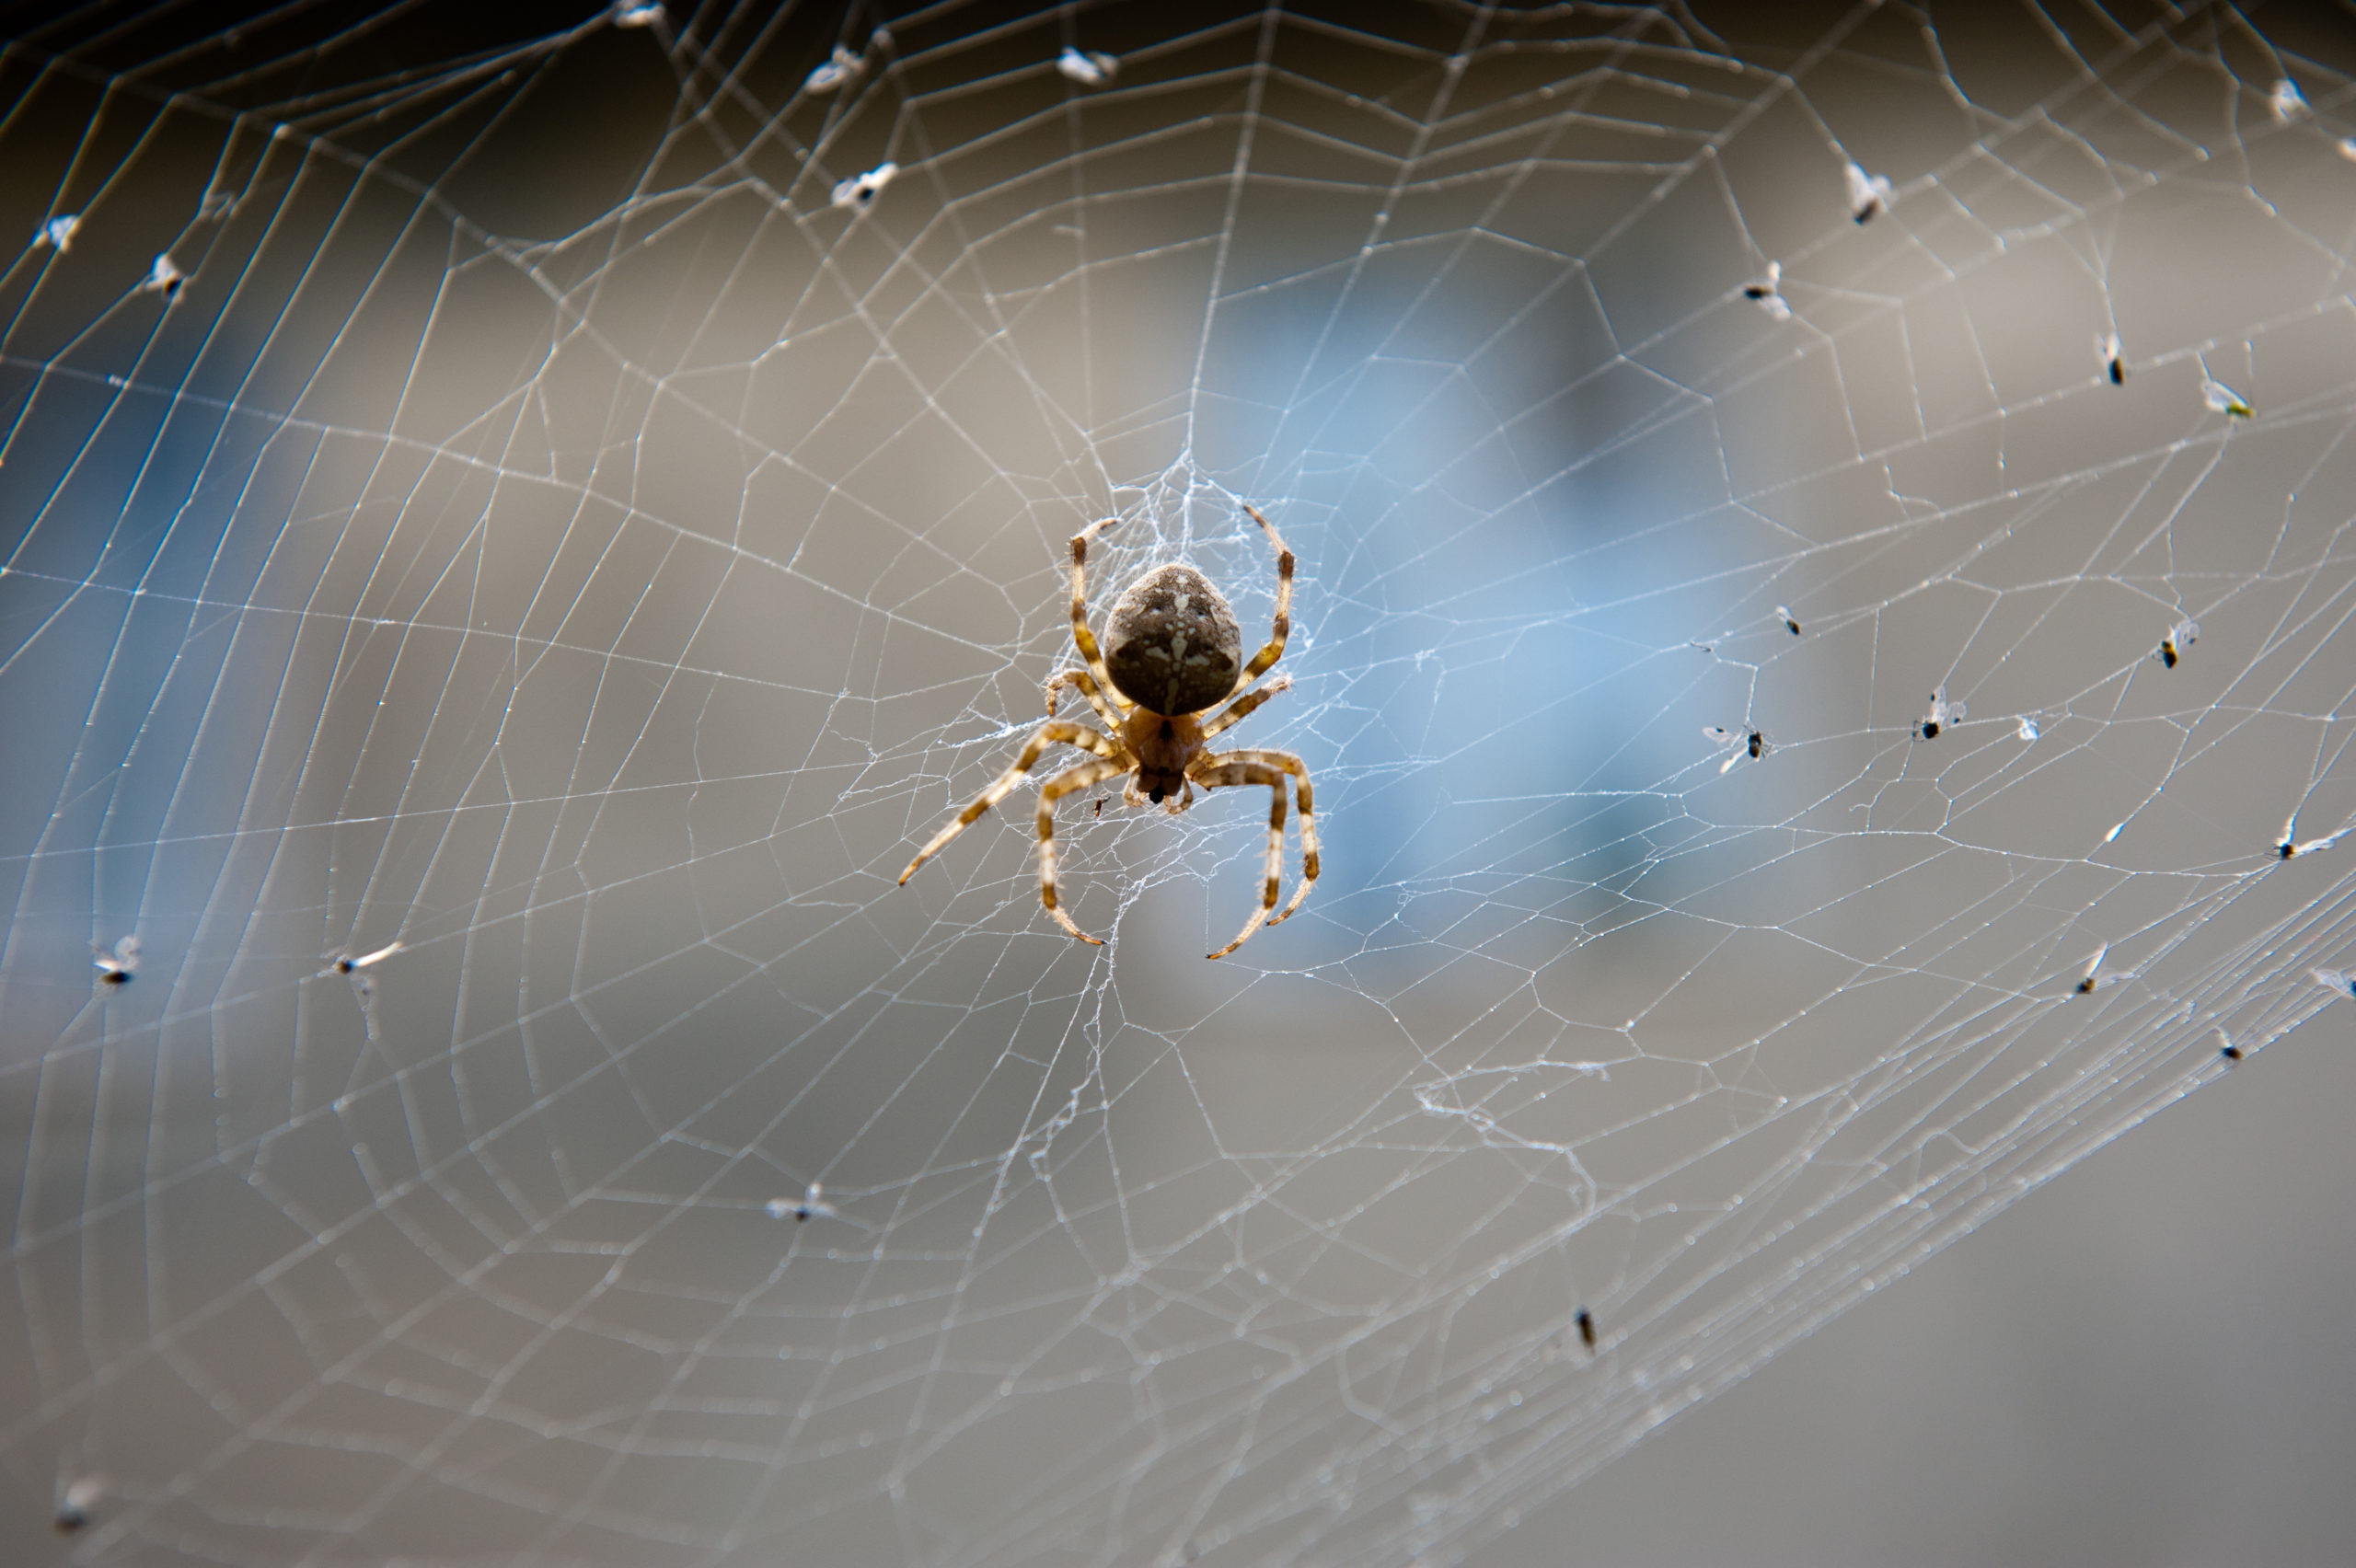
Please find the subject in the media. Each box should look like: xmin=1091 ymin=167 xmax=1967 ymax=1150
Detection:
xmin=2073 ymin=946 xmax=2114 ymax=996
xmin=1703 ymin=725 xmax=1772 ymax=773
xmin=1844 ymin=160 xmax=1893 ymax=222
xmin=804 ymin=44 xmax=863 ymax=94
xmin=91 ymin=935 xmax=138 ymax=987
xmin=2155 ymin=617 xmax=2199 ymax=669
xmin=329 ymin=941 xmax=403 ymax=1039
xmin=1915 ymin=688 xmax=1966 ymax=740
xmin=831 ymin=161 xmax=896 ymax=212
xmin=2096 ymin=331 xmax=2125 ymax=385
xmin=1056 ymin=47 xmax=1117 ymax=86
xmin=1743 ymin=260 xmax=1790 ymax=321
xmin=139 ymin=253 xmax=183 ymax=302
xmin=767 ymin=1182 xmax=838 ymax=1223
xmin=2201 ymin=369 xmax=2254 ymax=419
xmin=2278 ymin=813 xmax=2350 ymax=859
xmin=52 ymin=1475 xmax=104 ymax=1535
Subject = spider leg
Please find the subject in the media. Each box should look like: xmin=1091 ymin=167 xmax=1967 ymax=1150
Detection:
xmin=1068 ymin=515 xmax=1126 ymax=698
xmin=1045 ymin=664 xmax=1126 ymax=729
xmin=1193 ymin=759 xmax=1290 ymax=959
xmin=1236 ymin=503 xmax=1293 ymax=685
xmin=899 ymin=721 xmax=1121 ymax=884
xmin=1036 ymin=755 xmax=1129 ymax=944
xmin=1205 ymin=747 xmax=1317 ymax=928
xmin=1199 ymin=674 xmax=1290 ymax=741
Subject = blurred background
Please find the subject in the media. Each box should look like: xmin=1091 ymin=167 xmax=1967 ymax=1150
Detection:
xmin=2 ymin=1 xmax=2353 ymax=1562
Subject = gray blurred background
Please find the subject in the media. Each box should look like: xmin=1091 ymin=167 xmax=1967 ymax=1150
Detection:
xmin=3 ymin=1 xmax=2354 ymax=1562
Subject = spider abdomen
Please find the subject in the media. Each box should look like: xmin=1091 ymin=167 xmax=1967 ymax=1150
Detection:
xmin=1102 ymin=563 xmax=1242 ymax=715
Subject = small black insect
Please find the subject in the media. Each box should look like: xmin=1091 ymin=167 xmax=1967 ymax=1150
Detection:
xmin=2097 ymin=332 xmax=2125 ymax=386
xmin=1575 ymin=1308 xmax=1596 ymax=1351
xmin=1777 ymin=605 xmax=1801 ymax=636
xmin=767 ymin=1183 xmax=836 ymax=1223
xmin=54 ymin=1478 xmax=101 ymax=1534
xmin=93 ymin=936 xmax=139 ymax=986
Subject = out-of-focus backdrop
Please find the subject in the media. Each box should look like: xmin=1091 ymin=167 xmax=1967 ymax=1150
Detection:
xmin=2 ymin=3 xmax=2352 ymax=1563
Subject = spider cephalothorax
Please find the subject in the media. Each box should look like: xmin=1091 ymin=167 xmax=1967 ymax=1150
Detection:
xmin=899 ymin=504 xmax=1316 ymax=958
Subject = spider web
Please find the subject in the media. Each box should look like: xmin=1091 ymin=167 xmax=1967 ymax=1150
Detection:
xmin=5 ymin=1 xmax=2356 ymax=1563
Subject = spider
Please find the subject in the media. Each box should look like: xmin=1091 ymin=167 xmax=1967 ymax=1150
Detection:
xmin=899 ymin=503 xmax=1317 ymax=959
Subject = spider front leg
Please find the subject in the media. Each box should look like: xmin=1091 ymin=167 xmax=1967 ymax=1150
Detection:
xmin=1036 ymin=756 xmax=1129 ymax=944
xmin=1206 ymin=747 xmax=1318 ymax=928
xmin=1192 ymin=758 xmax=1297 ymax=960
xmin=1045 ymin=664 xmax=1125 ymax=729
xmin=1068 ymin=515 xmax=1126 ymax=697
xmin=899 ymin=721 xmax=1119 ymax=884
xmin=1237 ymin=503 xmax=1293 ymax=684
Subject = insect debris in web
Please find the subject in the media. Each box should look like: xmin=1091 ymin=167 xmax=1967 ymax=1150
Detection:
xmin=1844 ymin=160 xmax=1892 ymax=223
xmin=1915 ymin=689 xmax=1965 ymax=741
xmin=1056 ymin=46 xmax=1117 ymax=86
xmin=768 ymin=1182 xmax=837 ymax=1223
xmin=2096 ymin=331 xmax=2124 ymax=386
xmin=93 ymin=935 xmax=139 ymax=986
xmin=1703 ymin=725 xmax=1772 ymax=773
xmin=804 ymin=44 xmax=863 ymax=94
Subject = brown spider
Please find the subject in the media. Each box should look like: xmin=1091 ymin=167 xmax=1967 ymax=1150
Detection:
xmin=899 ymin=503 xmax=1317 ymax=958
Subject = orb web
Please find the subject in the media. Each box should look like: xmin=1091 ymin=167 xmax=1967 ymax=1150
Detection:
xmin=4 ymin=3 xmax=2355 ymax=1564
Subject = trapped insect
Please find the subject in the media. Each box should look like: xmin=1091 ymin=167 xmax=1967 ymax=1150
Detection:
xmin=93 ymin=935 xmax=139 ymax=986
xmin=1575 ymin=1308 xmax=1597 ymax=1352
xmin=1775 ymin=605 xmax=1800 ymax=636
xmin=2200 ymin=375 xmax=2252 ymax=420
xmin=140 ymin=253 xmax=183 ymax=302
xmin=1703 ymin=725 xmax=1772 ymax=772
xmin=2074 ymin=946 xmax=2109 ymax=996
xmin=805 ymin=44 xmax=863 ymax=93
xmin=54 ymin=1475 xmax=103 ymax=1534
xmin=768 ymin=1182 xmax=837 ymax=1222
xmin=2096 ymin=332 xmax=2124 ymax=385
xmin=1056 ymin=46 xmax=1117 ymax=86
xmin=1844 ymin=161 xmax=1892 ymax=223
xmin=1915 ymin=689 xmax=1965 ymax=741
xmin=900 ymin=502 xmax=1317 ymax=959
xmin=831 ymin=162 xmax=896 ymax=211
xmin=2215 ymin=1027 xmax=2243 ymax=1064
xmin=35 ymin=213 xmax=79 ymax=251
xmin=2155 ymin=617 xmax=2198 ymax=669
xmin=1743 ymin=260 xmax=1790 ymax=321
xmin=2269 ymin=77 xmax=2306 ymax=124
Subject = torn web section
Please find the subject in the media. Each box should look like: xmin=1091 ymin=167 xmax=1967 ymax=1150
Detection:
xmin=0 ymin=5 xmax=2354 ymax=1568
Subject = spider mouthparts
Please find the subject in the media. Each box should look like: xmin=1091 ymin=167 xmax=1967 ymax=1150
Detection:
xmin=1149 ymin=785 xmax=1165 ymax=804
